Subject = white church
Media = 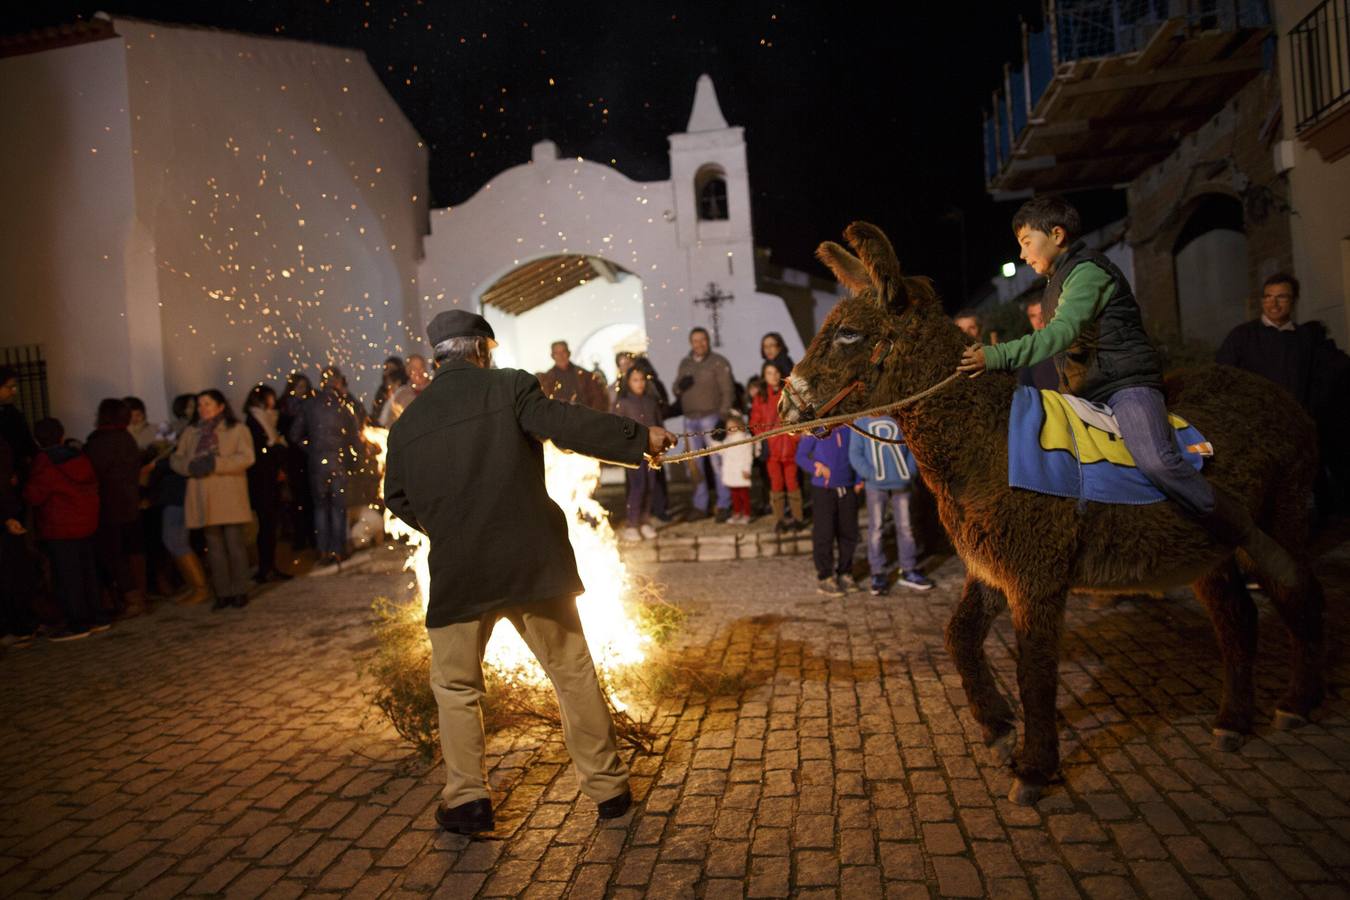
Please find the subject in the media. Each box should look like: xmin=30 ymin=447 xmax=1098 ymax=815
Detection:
xmin=0 ymin=17 xmax=839 ymax=428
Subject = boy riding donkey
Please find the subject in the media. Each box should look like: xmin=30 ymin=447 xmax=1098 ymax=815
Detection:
xmin=956 ymin=195 xmax=1298 ymax=585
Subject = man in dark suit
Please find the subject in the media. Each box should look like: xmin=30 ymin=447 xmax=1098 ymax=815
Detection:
xmin=384 ymin=310 xmax=675 ymax=835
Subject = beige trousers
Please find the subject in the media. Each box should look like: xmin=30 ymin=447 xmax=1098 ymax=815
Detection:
xmin=427 ymin=595 xmax=628 ymax=808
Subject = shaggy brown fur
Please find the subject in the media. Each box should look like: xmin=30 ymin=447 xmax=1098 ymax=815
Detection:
xmin=784 ymin=222 xmax=1326 ymax=806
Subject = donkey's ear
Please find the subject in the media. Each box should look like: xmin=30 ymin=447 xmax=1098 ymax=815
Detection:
xmin=814 ymin=241 xmax=872 ymax=293
xmin=844 ymin=221 xmax=907 ymax=310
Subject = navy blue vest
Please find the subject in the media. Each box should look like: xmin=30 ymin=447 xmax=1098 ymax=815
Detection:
xmin=1042 ymin=243 xmax=1163 ymax=402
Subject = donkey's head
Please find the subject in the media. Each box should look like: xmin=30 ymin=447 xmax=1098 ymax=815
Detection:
xmin=779 ymin=221 xmax=961 ymax=424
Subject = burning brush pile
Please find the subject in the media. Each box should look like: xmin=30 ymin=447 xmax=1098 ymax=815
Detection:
xmin=362 ymin=428 xmax=686 ymax=762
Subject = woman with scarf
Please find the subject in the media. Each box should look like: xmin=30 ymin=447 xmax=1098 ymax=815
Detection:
xmin=172 ymin=389 xmax=255 ymax=610
xmin=244 ymin=384 xmax=291 ymax=585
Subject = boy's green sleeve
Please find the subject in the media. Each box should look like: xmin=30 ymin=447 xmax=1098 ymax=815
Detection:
xmin=983 ymin=262 xmax=1115 ymax=371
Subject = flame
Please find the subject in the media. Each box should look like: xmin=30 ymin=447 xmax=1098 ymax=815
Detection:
xmin=363 ymin=424 xmax=647 ymax=700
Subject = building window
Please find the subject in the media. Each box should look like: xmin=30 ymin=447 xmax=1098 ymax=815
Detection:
xmin=0 ymin=344 xmax=49 ymax=430
xmin=695 ymin=165 xmax=728 ymax=221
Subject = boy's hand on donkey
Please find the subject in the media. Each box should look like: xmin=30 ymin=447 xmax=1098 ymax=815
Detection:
xmin=958 ymin=345 xmax=986 ymax=377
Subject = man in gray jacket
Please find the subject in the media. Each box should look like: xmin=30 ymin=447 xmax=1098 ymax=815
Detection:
xmin=673 ymin=327 xmax=735 ymax=521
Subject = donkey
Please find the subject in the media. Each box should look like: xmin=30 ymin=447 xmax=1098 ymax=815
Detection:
xmin=780 ymin=222 xmax=1326 ymax=806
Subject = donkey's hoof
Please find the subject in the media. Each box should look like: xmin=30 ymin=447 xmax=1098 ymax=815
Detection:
xmin=1008 ymin=777 xmax=1045 ymax=807
xmin=1211 ymin=728 xmax=1244 ymax=752
xmin=986 ymin=727 xmax=1017 ymax=764
xmin=1272 ymin=709 xmax=1309 ymax=731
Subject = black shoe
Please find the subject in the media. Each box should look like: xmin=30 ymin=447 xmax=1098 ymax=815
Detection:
xmin=713 ymin=508 xmax=730 ymax=524
xmin=435 ymin=798 xmax=494 ymax=834
xmin=597 ymin=788 xmax=633 ymax=820
xmin=267 ymin=570 xmax=293 ymax=582
xmin=685 ymin=508 xmax=709 ymax=522
xmin=231 ymin=594 xmax=250 ymax=608
xmin=212 ymin=595 xmax=231 ymax=611
xmin=314 ymin=554 xmax=338 ymax=569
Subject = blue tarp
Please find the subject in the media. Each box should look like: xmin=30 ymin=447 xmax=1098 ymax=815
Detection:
xmin=1009 ymin=69 xmax=1028 ymax=138
xmin=984 ymin=115 xmax=999 ymax=181
xmin=1027 ymin=27 xmax=1053 ymax=109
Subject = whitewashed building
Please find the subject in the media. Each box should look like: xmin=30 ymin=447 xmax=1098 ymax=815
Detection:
xmin=0 ymin=16 xmax=427 ymax=427
xmin=2 ymin=19 xmax=827 ymax=431
xmin=417 ymin=75 xmax=813 ymax=386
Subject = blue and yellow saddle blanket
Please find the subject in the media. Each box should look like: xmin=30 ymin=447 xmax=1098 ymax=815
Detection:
xmin=1008 ymin=386 xmax=1213 ymax=505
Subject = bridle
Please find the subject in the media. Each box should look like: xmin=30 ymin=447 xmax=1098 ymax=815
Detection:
xmin=781 ymin=338 xmax=909 ymax=445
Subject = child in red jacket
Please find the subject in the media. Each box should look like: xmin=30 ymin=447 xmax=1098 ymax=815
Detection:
xmin=23 ymin=418 xmax=108 ymax=640
xmin=749 ymin=362 xmax=803 ymax=532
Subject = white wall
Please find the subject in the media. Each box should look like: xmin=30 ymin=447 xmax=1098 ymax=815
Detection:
xmin=0 ymin=37 xmax=143 ymax=431
xmin=115 ymin=19 xmax=429 ymax=411
xmin=483 ymin=273 xmax=645 ymax=380
xmin=1273 ymin=0 xmax=1350 ymax=347
xmin=1175 ymin=229 xmax=1250 ymax=345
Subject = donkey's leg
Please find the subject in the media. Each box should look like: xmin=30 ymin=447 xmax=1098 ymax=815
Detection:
xmin=1007 ymin=590 xmax=1067 ymax=807
xmin=1265 ymin=571 xmax=1325 ymax=729
xmin=944 ymin=575 xmax=1015 ymax=754
xmin=1257 ymin=493 xmax=1325 ymax=729
xmin=1193 ymin=559 xmax=1257 ymax=751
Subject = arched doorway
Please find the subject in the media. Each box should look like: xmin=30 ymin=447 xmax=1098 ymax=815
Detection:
xmin=476 ymin=255 xmax=646 ymax=383
xmin=1173 ymin=194 xmax=1249 ymax=346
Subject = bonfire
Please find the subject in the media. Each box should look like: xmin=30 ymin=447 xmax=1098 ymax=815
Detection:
xmin=363 ymin=426 xmax=651 ymax=709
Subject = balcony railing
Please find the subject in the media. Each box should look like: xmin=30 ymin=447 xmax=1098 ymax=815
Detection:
xmin=1291 ymin=0 xmax=1350 ymax=132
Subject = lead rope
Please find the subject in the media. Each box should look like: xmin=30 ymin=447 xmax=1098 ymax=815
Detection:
xmin=653 ymin=370 xmax=964 ymax=466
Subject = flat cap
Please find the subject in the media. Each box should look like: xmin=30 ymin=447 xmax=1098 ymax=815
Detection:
xmin=427 ymin=309 xmax=497 ymax=348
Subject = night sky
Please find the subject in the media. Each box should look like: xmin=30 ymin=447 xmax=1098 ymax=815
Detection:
xmin=6 ymin=1 xmax=1123 ymax=309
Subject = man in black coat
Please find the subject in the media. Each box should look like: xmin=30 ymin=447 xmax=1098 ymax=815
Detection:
xmin=384 ymin=310 xmax=675 ymax=835
xmin=1217 ymin=272 xmax=1350 ymax=515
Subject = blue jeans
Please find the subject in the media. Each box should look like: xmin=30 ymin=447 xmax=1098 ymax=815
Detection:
xmin=310 ymin=467 xmax=349 ymax=555
xmin=161 ymin=505 xmax=191 ymax=558
xmin=683 ymin=414 xmax=730 ymax=512
xmin=865 ymin=487 xmax=917 ymax=575
xmin=1108 ymin=386 xmax=1214 ymax=516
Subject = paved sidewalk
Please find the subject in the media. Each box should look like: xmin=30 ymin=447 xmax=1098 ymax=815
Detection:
xmin=2 ymin=537 xmax=1348 ymax=898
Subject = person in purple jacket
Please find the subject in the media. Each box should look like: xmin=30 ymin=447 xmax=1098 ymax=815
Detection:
xmin=614 ymin=367 xmax=663 ymax=541
xmin=795 ymin=428 xmax=863 ymax=597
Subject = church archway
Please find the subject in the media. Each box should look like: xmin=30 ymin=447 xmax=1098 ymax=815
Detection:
xmin=1172 ymin=193 xmax=1249 ymax=346
xmin=476 ymin=254 xmax=647 ymax=383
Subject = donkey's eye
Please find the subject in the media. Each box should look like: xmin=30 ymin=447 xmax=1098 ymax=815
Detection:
xmin=835 ymin=328 xmax=863 ymax=345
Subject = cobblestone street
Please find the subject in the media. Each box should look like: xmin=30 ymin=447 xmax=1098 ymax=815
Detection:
xmin=3 ymin=533 xmax=1349 ymax=899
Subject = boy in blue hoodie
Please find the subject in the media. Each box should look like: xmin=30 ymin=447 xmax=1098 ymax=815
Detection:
xmin=849 ymin=416 xmax=934 ymax=595
xmin=796 ymin=429 xmax=863 ymax=597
